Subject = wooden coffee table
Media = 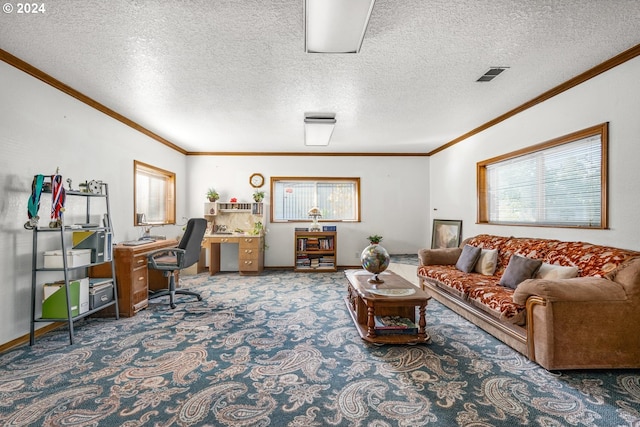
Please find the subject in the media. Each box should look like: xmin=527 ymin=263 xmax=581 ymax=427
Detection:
xmin=344 ymin=269 xmax=431 ymax=344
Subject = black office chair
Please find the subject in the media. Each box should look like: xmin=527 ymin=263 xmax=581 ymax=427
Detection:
xmin=147 ymin=218 xmax=207 ymax=308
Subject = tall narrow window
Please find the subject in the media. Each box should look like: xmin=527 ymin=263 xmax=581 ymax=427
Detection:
xmin=477 ymin=123 xmax=607 ymax=228
xmin=271 ymin=177 xmax=360 ymax=222
xmin=134 ymin=161 xmax=176 ymax=225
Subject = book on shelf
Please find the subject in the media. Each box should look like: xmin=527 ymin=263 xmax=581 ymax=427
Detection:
xmin=318 ymin=237 xmax=334 ymax=250
xmin=374 ymin=316 xmax=417 ymax=329
xmin=318 ymin=255 xmax=335 ymax=266
xmin=302 ymin=237 xmax=320 ymax=251
xmin=374 ymin=316 xmax=418 ymax=335
xmin=322 ymin=225 xmax=337 ymax=231
xmin=374 ymin=326 xmax=418 ymax=335
xmin=251 ymin=203 xmax=263 ymax=214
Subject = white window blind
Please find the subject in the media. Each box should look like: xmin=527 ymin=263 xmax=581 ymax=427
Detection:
xmin=273 ymin=178 xmax=359 ymax=222
xmin=134 ymin=161 xmax=175 ymax=225
xmin=486 ymin=134 xmax=603 ymax=227
xmin=136 ymin=170 xmax=168 ymax=223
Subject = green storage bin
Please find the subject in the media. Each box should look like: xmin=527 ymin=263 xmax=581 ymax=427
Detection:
xmin=42 ymin=280 xmax=80 ymax=318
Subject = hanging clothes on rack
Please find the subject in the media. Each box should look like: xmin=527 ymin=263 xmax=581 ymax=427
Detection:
xmin=24 ymin=174 xmax=45 ymax=230
xmin=49 ymin=173 xmax=66 ymax=228
xmin=24 ymin=173 xmax=67 ymax=229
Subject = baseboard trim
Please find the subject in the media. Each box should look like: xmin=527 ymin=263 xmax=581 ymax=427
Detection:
xmin=0 ymin=323 xmax=64 ymax=353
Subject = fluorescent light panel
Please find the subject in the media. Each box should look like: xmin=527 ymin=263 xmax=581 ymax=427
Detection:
xmin=304 ymin=114 xmax=336 ymax=146
xmin=305 ymin=0 xmax=376 ymax=53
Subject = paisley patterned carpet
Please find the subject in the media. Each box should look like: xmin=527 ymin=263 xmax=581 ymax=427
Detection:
xmin=1 ymin=265 xmax=639 ymax=426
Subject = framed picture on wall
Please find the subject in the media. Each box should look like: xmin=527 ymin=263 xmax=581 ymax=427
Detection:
xmin=431 ymin=219 xmax=462 ymax=249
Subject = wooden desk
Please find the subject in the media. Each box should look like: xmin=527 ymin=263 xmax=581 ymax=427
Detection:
xmin=90 ymin=239 xmax=178 ymax=317
xmin=204 ymin=234 xmax=264 ymax=275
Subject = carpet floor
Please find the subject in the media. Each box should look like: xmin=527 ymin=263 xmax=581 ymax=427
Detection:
xmin=1 ymin=266 xmax=639 ymax=426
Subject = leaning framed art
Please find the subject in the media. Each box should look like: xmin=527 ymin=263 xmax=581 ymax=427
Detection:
xmin=431 ymin=219 xmax=462 ymax=249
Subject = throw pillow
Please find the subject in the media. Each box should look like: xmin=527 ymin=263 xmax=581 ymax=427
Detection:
xmin=535 ymin=262 xmax=579 ymax=280
xmin=499 ymin=254 xmax=543 ymax=289
xmin=455 ymin=244 xmax=482 ymax=273
xmin=474 ymin=248 xmax=498 ymax=276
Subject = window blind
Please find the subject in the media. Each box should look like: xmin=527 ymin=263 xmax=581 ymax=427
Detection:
xmin=273 ymin=179 xmax=359 ymax=222
xmin=486 ymin=135 xmax=602 ymax=227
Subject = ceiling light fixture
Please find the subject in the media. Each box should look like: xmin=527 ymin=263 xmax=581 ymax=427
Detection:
xmin=304 ymin=0 xmax=376 ymax=53
xmin=304 ymin=113 xmax=336 ymax=146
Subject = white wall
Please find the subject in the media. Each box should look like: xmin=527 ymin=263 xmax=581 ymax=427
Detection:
xmin=186 ymin=155 xmax=431 ymax=268
xmin=0 ymin=61 xmax=188 ymax=344
xmin=430 ymin=56 xmax=640 ymax=251
xmin=5 ymin=50 xmax=638 ymax=346
xmin=3 ymin=51 xmax=639 ymax=346
xmin=0 ymin=61 xmax=431 ymax=345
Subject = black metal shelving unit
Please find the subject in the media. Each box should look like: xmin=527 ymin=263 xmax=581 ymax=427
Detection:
xmin=29 ymin=181 xmax=119 ymax=345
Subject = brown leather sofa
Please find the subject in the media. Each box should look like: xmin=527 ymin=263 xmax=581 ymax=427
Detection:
xmin=417 ymin=234 xmax=640 ymax=370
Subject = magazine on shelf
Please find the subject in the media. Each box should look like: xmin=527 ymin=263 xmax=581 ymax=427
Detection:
xmin=374 ymin=316 xmax=416 ymax=329
xmin=374 ymin=316 xmax=418 ymax=335
xmin=374 ymin=327 xmax=418 ymax=335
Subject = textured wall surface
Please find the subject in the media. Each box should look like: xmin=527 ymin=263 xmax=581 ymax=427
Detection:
xmin=0 ymin=61 xmax=188 ymax=345
xmin=0 ymin=60 xmax=430 ymax=345
xmin=429 ymin=56 xmax=640 ymax=251
xmin=1 ymin=0 xmax=639 ymax=153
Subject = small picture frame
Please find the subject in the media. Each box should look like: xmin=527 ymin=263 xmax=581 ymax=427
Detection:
xmin=431 ymin=219 xmax=462 ymax=249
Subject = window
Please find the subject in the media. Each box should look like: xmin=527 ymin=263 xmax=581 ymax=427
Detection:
xmin=134 ymin=160 xmax=176 ymax=225
xmin=477 ymin=123 xmax=607 ymax=228
xmin=271 ymin=177 xmax=360 ymax=222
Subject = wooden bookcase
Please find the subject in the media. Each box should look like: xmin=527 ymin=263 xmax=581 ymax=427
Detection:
xmin=294 ymin=231 xmax=337 ymax=272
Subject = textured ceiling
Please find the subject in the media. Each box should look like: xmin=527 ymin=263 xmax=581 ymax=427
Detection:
xmin=1 ymin=0 xmax=640 ymax=154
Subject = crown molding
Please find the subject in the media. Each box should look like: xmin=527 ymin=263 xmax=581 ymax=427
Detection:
xmin=186 ymin=151 xmax=429 ymax=157
xmin=3 ymin=42 xmax=639 ymax=158
xmin=0 ymin=48 xmax=187 ymax=155
xmin=428 ymin=42 xmax=640 ymax=156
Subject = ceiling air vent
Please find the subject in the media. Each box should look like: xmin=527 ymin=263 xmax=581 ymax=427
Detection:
xmin=476 ymin=67 xmax=509 ymax=82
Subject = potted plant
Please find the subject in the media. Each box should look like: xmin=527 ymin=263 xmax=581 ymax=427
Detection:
xmin=253 ymin=190 xmax=265 ymax=202
xmin=367 ymin=235 xmax=383 ymax=244
xmin=250 ymin=221 xmax=264 ymax=235
xmin=206 ymin=188 xmax=219 ymax=202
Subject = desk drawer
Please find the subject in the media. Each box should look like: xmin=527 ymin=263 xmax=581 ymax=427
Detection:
xmin=239 ymin=259 xmax=260 ymax=272
xmin=239 ymin=237 xmax=261 ymax=248
xmin=132 ymin=254 xmax=148 ymax=269
xmin=208 ymin=236 xmax=240 ymax=244
xmin=132 ymin=298 xmax=148 ymax=313
xmin=131 ymin=267 xmax=148 ymax=306
xmin=239 ymin=247 xmax=260 ymax=260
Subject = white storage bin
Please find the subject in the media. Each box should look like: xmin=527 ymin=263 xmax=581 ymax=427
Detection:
xmin=43 ymin=249 xmax=92 ymax=268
